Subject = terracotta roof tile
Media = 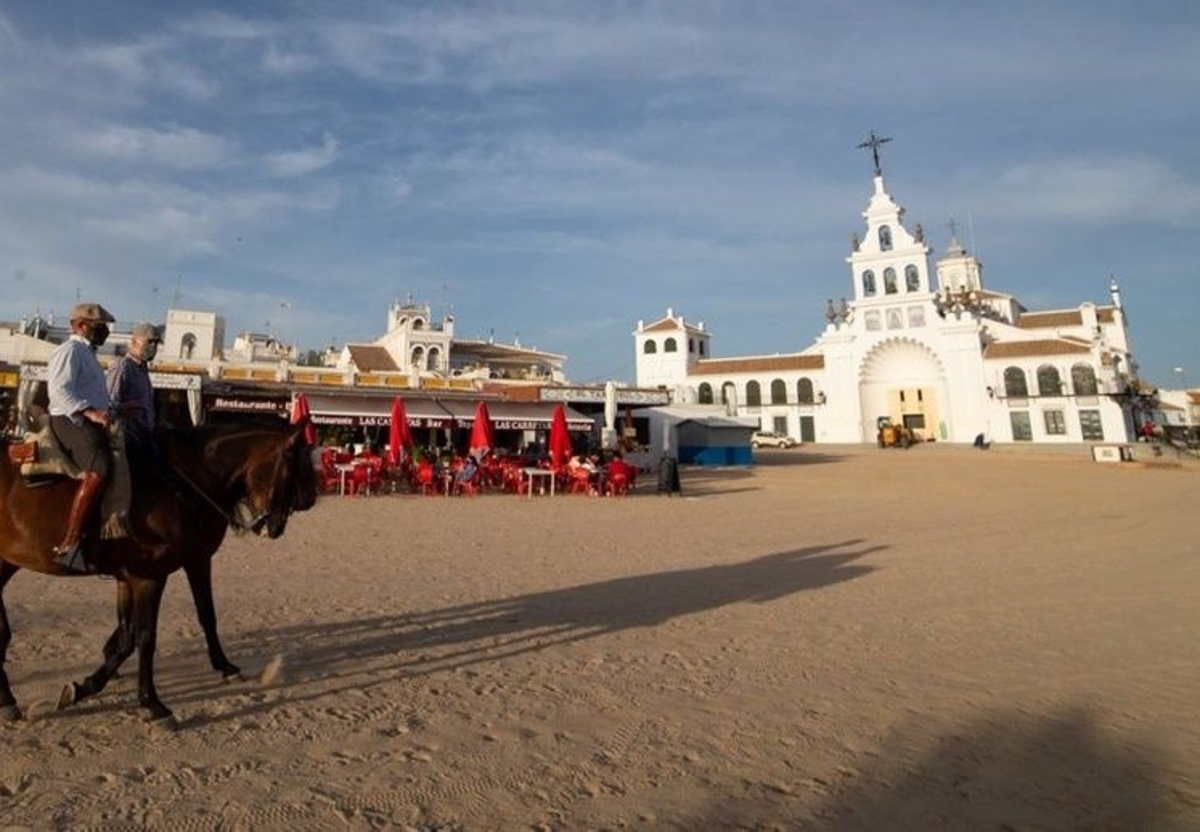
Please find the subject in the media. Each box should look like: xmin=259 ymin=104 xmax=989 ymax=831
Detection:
xmin=346 ymin=345 xmax=399 ymax=372
xmin=642 ymin=318 xmax=680 ymax=332
xmin=1188 ymin=391 xmax=1200 ymax=404
xmin=642 ymin=316 xmax=706 ymax=334
xmin=984 ymin=339 xmax=1092 ymax=359
xmin=691 ymin=354 xmax=824 ymax=375
xmin=1019 ymin=311 xmax=1082 ymax=328
xmin=1018 ymin=306 xmax=1117 ymax=329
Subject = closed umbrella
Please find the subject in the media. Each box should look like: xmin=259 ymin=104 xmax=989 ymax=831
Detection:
xmin=388 ymin=395 xmax=415 ymax=466
xmin=548 ymin=403 xmax=573 ymax=469
xmin=468 ymin=401 xmax=495 ymax=457
xmin=290 ymin=392 xmax=317 ymax=445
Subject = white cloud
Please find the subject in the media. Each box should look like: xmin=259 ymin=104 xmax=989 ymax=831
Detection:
xmin=262 ymin=132 xmax=340 ymax=177
xmin=71 ymin=124 xmax=235 ymax=170
xmin=980 ymin=157 xmax=1200 ymax=227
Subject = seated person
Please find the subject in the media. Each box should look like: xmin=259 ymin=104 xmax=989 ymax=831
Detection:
xmin=456 ymin=454 xmax=479 ymax=485
xmin=607 ymin=451 xmax=633 ymax=481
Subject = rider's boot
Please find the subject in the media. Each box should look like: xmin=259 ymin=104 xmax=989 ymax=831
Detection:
xmin=52 ymin=472 xmax=104 ymax=574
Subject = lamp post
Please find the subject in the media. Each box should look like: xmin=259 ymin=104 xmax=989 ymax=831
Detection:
xmin=1174 ymin=366 xmax=1187 ymax=390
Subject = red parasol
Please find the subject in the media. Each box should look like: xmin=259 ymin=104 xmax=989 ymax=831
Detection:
xmin=290 ymin=392 xmax=317 ymax=445
xmin=388 ymin=395 xmax=415 ymax=466
xmin=548 ymin=403 xmax=573 ymax=469
xmin=468 ymin=400 xmax=495 ymax=457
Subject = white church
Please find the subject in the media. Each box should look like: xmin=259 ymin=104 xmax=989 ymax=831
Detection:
xmin=635 ymin=148 xmax=1139 ymax=446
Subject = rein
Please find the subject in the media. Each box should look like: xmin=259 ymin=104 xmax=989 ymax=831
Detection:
xmin=169 ymin=465 xmax=264 ymax=533
xmin=164 ymin=430 xmax=292 ymax=534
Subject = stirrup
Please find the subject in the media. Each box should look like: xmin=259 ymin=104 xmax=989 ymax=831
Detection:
xmin=51 ymin=543 xmax=91 ymax=574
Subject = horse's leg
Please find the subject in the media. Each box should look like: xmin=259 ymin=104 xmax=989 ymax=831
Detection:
xmin=59 ymin=580 xmax=135 ymax=710
xmin=0 ymin=562 xmax=21 ymax=721
xmin=184 ymin=557 xmax=241 ymax=680
xmin=130 ymin=576 xmax=172 ymax=721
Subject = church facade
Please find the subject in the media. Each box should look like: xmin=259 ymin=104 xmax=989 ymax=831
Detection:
xmin=635 ymin=170 xmax=1139 ymax=445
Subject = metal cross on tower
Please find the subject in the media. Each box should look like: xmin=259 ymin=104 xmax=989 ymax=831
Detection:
xmin=856 ymin=131 xmax=893 ymax=176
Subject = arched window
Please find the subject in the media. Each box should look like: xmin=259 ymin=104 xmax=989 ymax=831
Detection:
xmin=770 ymin=379 xmax=787 ymax=404
xmin=698 ymin=382 xmax=714 ymax=404
xmin=745 ymin=380 xmax=762 ymax=407
xmin=1037 ymin=364 xmax=1062 ymax=397
xmin=411 ymin=318 xmax=425 ymax=330
xmin=698 ymin=340 xmax=706 ymax=356
xmin=884 ymin=267 xmax=898 ymax=294
xmin=1004 ymin=366 xmax=1029 ymax=398
xmin=797 ymin=377 xmax=814 ymax=404
xmin=863 ymin=270 xmax=877 ymax=296
xmin=181 ymin=332 xmax=197 ymax=360
xmin=721 ymin=382 xmax=736 ymax=406
xmin=664 ymin=337 xmax=678 ymax=353
xmin=427 ymin=346 xmax=442 ymax=373
xmin=688 ymin=338 xmax=695 ymax=353
xmin=411 ymin=345 xmax=426 ymax=370
xmin=1071 ymin=363 xmax=1098 ymax=395
xmin=905 ymin=265 xmax=920 ymax=292
xmin=643 ymin=340 xmax=657 ymax=354
xmin=879 ymin=225 xmax=893 ymax=251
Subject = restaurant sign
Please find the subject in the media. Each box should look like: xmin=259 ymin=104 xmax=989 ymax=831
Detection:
xmin=209 ymin=396 xmax=288 ymax=416
xmin=311 ymin=413 xmax=448 ymax=429
xmin=541 ymin=386 xmax=669 ymax=405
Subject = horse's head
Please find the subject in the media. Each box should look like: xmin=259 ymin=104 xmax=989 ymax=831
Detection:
xmin=238 ymin=421 xmax=319 ymax=538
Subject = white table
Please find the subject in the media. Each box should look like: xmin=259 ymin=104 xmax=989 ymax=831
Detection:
xmin=335 ymin=463 xmax=357 ymax=496
xmin=522 ymin=467 xmax=556 ymax=498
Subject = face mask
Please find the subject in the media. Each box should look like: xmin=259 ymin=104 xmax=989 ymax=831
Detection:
xmin=87 ymin=324 xmax=109 ymax=347
xmin=143 ymin=343 xmax=159 ymax=361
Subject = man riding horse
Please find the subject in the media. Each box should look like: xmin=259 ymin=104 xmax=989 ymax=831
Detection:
xmin=107 ymin=321 xmax=162 ymax=449
xmin=46 ymin=302 xmax=121 ymax=573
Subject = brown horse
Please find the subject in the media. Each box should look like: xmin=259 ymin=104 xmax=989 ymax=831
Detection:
xmin=0 ymin=420 xmax=318 ymax=722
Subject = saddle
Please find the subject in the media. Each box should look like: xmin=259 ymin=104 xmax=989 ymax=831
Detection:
xmin=7 ymin=423 xmax=134 ymax=540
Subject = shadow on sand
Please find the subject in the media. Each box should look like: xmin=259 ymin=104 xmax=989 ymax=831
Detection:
xmin=687 ymin=706 xmax=1185 ymax=829
xmin=65 ymin=538 xmax=881 ymax=724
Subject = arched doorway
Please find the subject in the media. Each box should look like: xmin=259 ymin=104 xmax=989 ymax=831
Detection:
xmin=857 ymin=338 xmax=949 ymax=442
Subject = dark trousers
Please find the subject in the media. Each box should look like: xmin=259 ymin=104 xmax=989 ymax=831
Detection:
xmin=49 ymin=415 xmax=112 ymax=482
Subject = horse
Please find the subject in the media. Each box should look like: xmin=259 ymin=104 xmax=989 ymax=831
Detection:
xmin=0 ymin=419 xmax=318 ymax=722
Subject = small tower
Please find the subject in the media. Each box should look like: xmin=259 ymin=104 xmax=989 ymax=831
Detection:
xmin=935 ymin=222 xmax=985 ymax=294
xmin=634 ymin=308 xmax=708 ymax=389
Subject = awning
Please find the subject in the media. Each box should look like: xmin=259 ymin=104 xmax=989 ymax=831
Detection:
xmin=444 ymin=399 xmax=594 ymax=430
xmin=306 ymin=392 xmax=452 ymax=428
xmin=488 ymin=401 xmax=594 ymax=431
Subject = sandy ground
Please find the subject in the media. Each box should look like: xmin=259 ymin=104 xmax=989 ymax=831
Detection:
xmin=1 ymin=445 xmax=1198 ymax=830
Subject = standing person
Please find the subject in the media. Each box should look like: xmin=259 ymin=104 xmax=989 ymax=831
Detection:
xmin=106 ymin=322 xmax=161 ymax=448
xmin=46 ymin=302 xmax=117 ymax=572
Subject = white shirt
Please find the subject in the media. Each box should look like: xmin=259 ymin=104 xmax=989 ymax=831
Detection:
xmin=48 ymin=334 xmax=112 ymax=422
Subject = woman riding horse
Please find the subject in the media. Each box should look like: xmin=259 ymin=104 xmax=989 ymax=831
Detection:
xmin=0 ymin=419 xmax=318 ymax=722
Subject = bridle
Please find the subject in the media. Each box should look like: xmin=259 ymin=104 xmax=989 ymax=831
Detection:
xmin=169 ymin=434 xmax=293 ymax=535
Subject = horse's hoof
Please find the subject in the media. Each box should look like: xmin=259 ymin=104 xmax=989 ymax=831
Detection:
xmin=143 ymin=703 xmax=174 ymax=723
xmin=1 ymin=703 xmax=21 ymax=722
xmin=56 ymin=683 xmax=78 ymax=711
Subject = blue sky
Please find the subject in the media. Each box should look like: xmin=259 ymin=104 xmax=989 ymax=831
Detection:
xmin=1 ymin=1 xmax=1197 ymax=386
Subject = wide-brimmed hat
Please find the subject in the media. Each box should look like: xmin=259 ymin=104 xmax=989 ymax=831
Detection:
xmin=131 ymin=322 xmax=162 ymax=342
xmin=70 ymin=302 xmax=115 ymax=323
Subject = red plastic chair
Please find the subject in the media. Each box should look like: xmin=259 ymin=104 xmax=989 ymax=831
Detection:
xmin=318 ymin=449 xmax=340 ymax=494
xmin=414 ymin=461 xmax=438 ymax=496
xmin=349 ymin=459 xmax=383 ymax=496
xmin=606 ymin=471 xmax=630 ymax=497
xmin=567 ymin=468 xmax=592 ymax=495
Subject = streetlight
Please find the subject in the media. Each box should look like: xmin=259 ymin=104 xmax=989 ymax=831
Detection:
xmin=1174 ymin=367 xmax=1187 ymax=390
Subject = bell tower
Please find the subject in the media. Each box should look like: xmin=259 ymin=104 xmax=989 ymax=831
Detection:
xmin=846 ymin=133 xmax=933 ymax=310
